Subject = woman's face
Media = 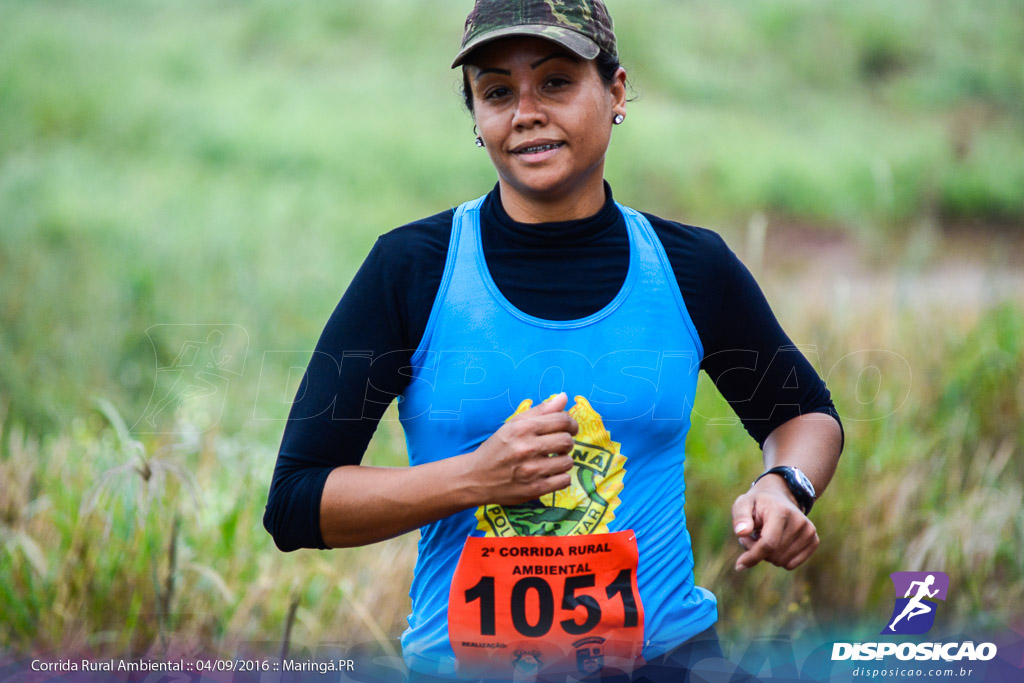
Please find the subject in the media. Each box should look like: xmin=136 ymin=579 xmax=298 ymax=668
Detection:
xmin=466 ymin=37 xmax=626 ymax=213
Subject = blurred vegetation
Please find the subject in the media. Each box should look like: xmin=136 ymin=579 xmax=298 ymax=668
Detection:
xmin=2 ymin=302 xmax=1021 ymax=655
xmin=2 ymin=0 xmax=1023 ymax=431
xmin=0 ymin=0 xmax=1022 ymax=661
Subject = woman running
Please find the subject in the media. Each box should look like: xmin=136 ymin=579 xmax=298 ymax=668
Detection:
xmin=264 ymin=1 xmax=843 ymax=680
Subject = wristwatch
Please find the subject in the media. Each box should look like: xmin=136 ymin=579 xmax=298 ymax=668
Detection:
xmin=752 ymin=466 xmax=816 ymax=514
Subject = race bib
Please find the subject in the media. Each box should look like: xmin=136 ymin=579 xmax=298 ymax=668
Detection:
xmin=448 ymin=531 xmax=645 ymax=678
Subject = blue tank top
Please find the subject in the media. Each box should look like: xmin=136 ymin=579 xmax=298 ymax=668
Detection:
xmin=397 ymin=195 xmax=717 ymax=675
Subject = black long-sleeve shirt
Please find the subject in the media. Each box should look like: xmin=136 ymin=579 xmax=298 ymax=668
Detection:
xmin=264 ymin=183 xmax=841 ymax=551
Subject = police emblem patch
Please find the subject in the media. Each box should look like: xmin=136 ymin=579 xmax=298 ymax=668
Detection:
xmin=475 ymin=395 xmax=627 ymax=537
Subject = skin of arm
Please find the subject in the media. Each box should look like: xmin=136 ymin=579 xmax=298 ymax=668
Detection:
xmin=319 ymin=393 xmax=578 ymax=548
xmin=731 ymin=411 xmax=842 ymax=571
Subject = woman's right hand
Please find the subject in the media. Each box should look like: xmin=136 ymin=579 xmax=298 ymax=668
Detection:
xmin=317 ymin=393 xmax=579 ymax=548
xmin=461 ymin=392 xmax=578 ymax=506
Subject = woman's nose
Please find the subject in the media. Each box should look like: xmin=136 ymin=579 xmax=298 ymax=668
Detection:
xmin=512 ymin=89 xmax=547 ymax=128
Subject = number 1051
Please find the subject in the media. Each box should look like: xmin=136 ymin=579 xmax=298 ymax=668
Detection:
xmin=464 ymin=570 xmax=639 ymax=638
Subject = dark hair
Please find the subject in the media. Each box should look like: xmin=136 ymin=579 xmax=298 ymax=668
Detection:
xmin=460 ymin=49 xmax=623 ymax=114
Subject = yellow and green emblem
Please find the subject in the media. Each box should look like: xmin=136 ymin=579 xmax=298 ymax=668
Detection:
xmin=475 ymin=395 xmax=626 ymax=537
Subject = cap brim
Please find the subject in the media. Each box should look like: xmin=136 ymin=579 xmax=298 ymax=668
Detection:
xmin=451 ymin=24 xmax=600 ymax=68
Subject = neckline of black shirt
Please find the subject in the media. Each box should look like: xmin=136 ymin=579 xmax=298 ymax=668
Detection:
xmin=478 ymin=182 xmax=629 ymax=321
xmin=481 ymin=181 xmax=626 ymax=246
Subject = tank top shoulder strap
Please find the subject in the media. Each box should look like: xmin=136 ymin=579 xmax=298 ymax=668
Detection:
xmin=447 ymin=194 xmax=488 ymax=289
xmin=409 ymin=194 xmax=488 ymax=366
xmin=615 ymin=202 xmax=704 ymax=359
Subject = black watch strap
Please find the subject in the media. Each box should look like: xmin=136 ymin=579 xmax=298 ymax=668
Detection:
xmin=752 ymin=466 xmax=816 ymax=514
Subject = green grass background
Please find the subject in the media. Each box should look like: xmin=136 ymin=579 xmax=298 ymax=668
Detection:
xmin=1 ymin=0 xmax=1022 ymax=661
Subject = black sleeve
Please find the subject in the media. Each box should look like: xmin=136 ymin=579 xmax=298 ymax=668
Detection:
xmin=646 ymin=215 xmax=843 ymax=449
xmin=262 ymin=212 xmax=452 ymax=552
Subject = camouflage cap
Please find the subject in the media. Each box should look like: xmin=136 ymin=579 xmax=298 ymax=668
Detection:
xmin=452 ymin=0 xmax=617 ymax=68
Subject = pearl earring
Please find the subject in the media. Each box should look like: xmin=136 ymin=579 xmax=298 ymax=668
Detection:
xmin=475 ymin=137 xmax=485 ymax=148
xmin=613 ymin=114 xmax=624 ymax=125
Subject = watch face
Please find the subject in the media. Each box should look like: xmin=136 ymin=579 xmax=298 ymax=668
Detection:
xmin=790 ymin=467 xmax=815 ymax=498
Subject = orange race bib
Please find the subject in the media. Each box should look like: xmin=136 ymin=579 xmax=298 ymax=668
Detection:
xmin=448 ymin=531 xmax=645 ymax=679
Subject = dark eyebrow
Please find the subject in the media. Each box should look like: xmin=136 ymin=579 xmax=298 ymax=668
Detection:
xmin=473 ymin=52 xmax=578 ymax=81
xmin=473 ymin=67 xmax=511 ymax=82
xmin=530 ymin=51 xmax=577 ymax=69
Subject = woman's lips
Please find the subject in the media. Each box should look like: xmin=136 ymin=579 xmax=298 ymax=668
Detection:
xmin=511 ymin=141 xmax=564 ymax=161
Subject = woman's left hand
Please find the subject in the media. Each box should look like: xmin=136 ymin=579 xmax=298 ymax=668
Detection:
xmin=730 ymin=474 xmax=819 ymax=571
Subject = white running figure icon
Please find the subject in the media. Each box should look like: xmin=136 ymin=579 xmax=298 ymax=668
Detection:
xmin=889 ymin=574 xmax=939 ymax=631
